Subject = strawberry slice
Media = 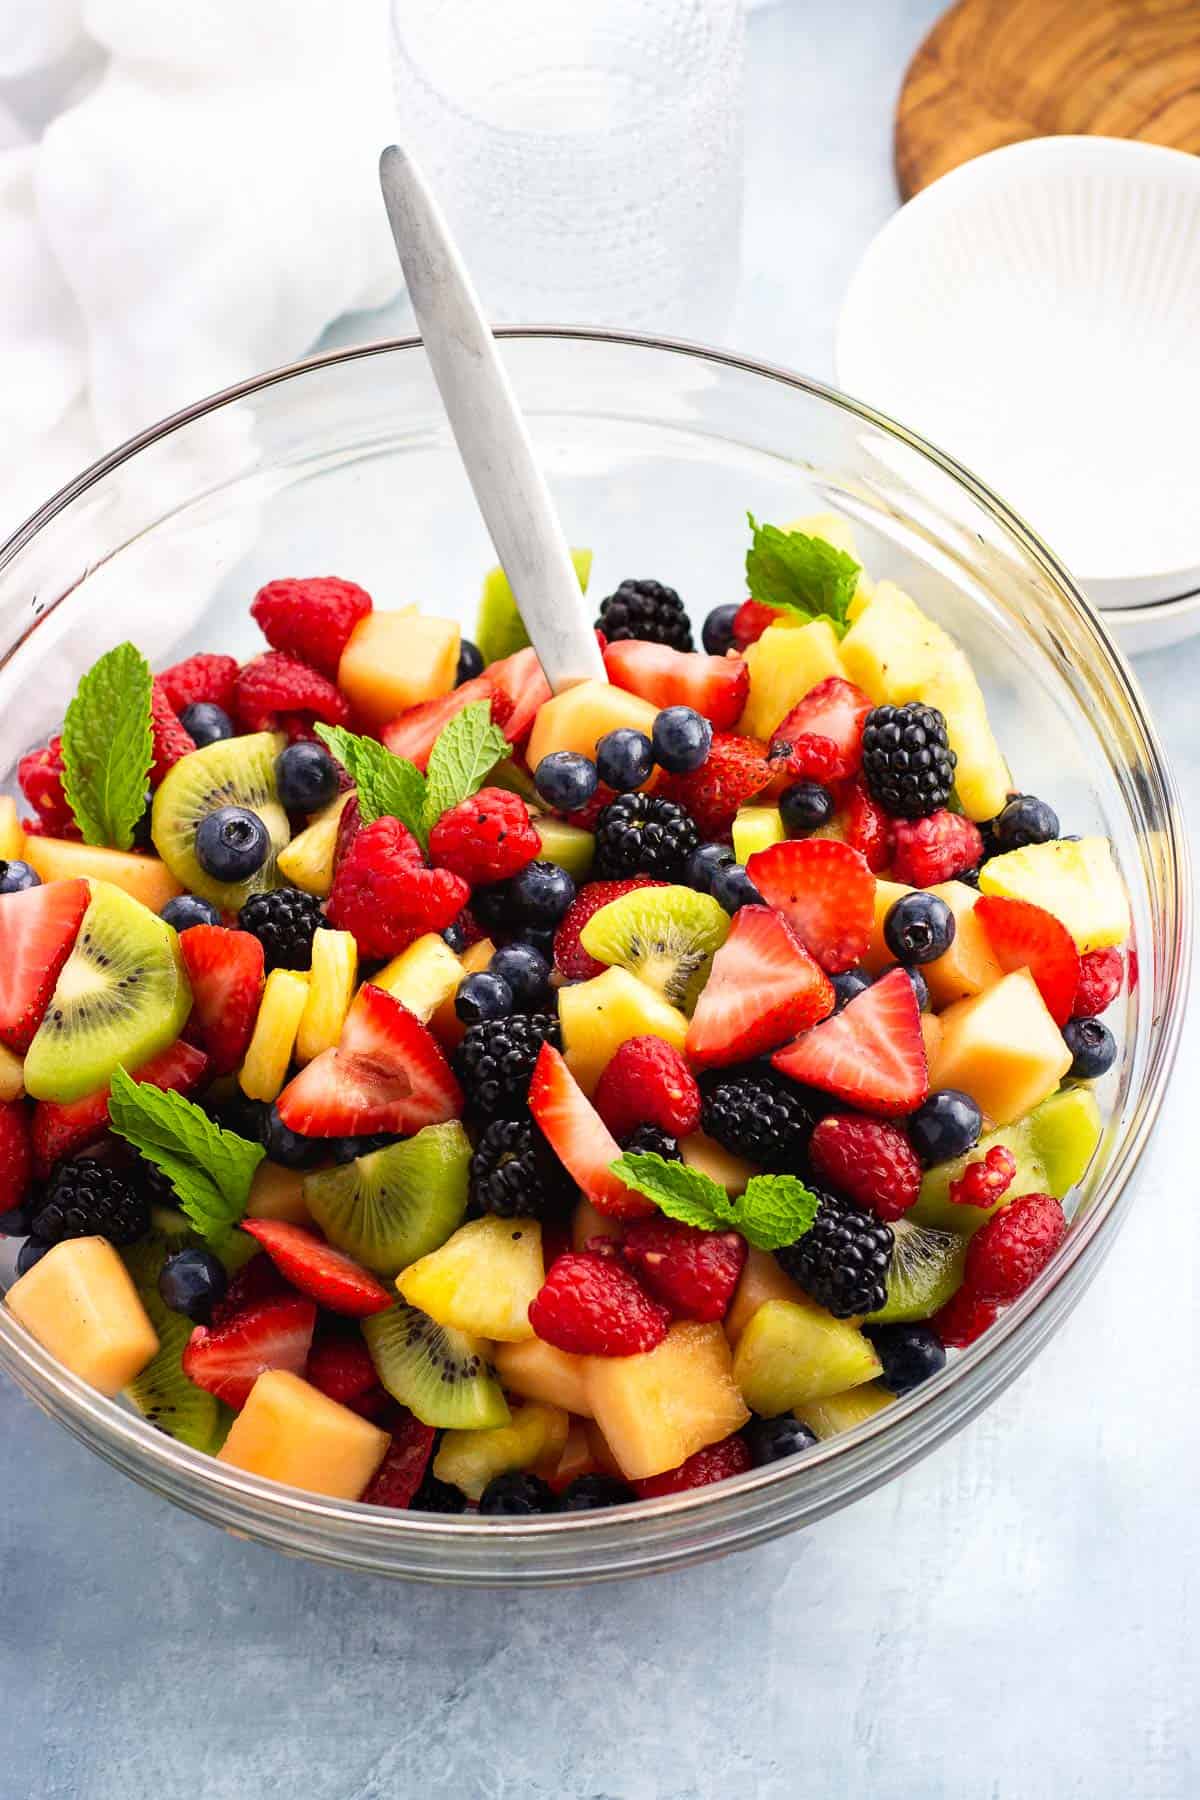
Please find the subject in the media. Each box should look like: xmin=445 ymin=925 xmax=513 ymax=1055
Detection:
xmin=362 ymin=1412 xmax=438 ymax=1508
xmin=602 ymin=640 xmax=749 ymax=729
xmin=746 ymin=838 xmax=874 ymax=974
xmin=178 ymin=925 xmax=265 ymax=1075
xmin=772 ymin=966 xmax=928 ymax=1115
xmin=0 ymin=878 xmax=89 ymax=1053
xmin=486 ymin=645 xmax=552 ymax=745
xmin=731 ymin=599 xmax=782 ymax=649
xmin=528 ymin=1042 xmax=654 ymax=1219
xmin=239 ymin=1219 xmax=393 ymax=1317
xmin=553 ymin=878 xmax=667 ymax=981
xmin=974 ymin=895 xmax=1081 ymax=1027
xmin=841 ymin=781 xmax=894 ymax=874
xmin=181 ymin=1294 xmax=317 ymax=1409
xmin=768 ymin=676 xmax=873 ymax=783
xmin=381 ymin=675 xmax=511 ymax=772
xmin=31 ymin=1038 xmax=210 ymax=1178
xmin=275 ymin=983 xmax=462 ymax=1137
xmin=686 ymin=904 xmax=835 ymax=1067
xmin=656 ymin=732 xmax=772 ymax=838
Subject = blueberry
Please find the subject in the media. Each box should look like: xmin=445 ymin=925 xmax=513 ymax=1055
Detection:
xmin=559 ymin=1474 xmax=637 ymax=1511
xmin=652 ymin=706 xmax=712 ymax=774
xmin=595 ymin=728 xmax=655 ymax=793
xmin=471 ymin=881 xmax=515 ymax=932
xmin=864 ymin=1323 xmax=946 ymax=1394
xmin=478 ymin=1471 xmax=558 ymax=1515
xmin=711 ymin=862 xmax=763 ymax=914
xmin=275 ymin=741 xmax=338 ymax=813
xmin=994 ymin=794 xmax=1059 ymax=852
xmin=330 ymin=1132 xmax=398 ymax=1164
xmin=508 ymin=860 xmax=575 ymax=926
xmin=779 ymin=781 xmax=835 ymax=838
xmin=410 ymin=1473 xmax=470 ymax=1513
xmin=0 ymin=860 xmax=40 ymax=894
xmin=180 ymin=702 xmax=233 ymax=747
xmin=489 ymin=942 xmax=550 ymax=1009
xmin=887 ymin=964 xmax=929 ymax=1011
xmin=1064 ymin=1016 xmax=1116 ymax=1080
xmin=455 ymin=639 xmax=485 ymax=685
xmin=455 ymin=971 xmax=513 ymax=1024
xmin=442 ymin=921 xmax=466 ymax=953
xmin=686 ymin=841 xmax=736 ymax=894
xmin=743 ymin=1415 xmax=818 ymax=1465
xmin=830 ymin=968 xmax=871 ymax=1011
xmin=534 ymin=751 xmax=598 ymax=813
xmin=0 ymin=1201 xmax=35 ymax=1238
xmin=515 ymin=924 xmax=558 ymax=962
xmin=702 ymin=602 xmax=740 ymax=657
xmin=883 ymin=892 xmax=956 ymax=965
xmin=263 ymin=1105 xmax=326 ymax=1168
xmin=157 ymin=1247 xmax=228 ymax=1324
xmin=909 ymin=1089 xmax=982 ymax=1165
xmin=16 ymin=1238 xmax=50 ymax=1276
xmin=131 ymin=802 xmax=155 ymax=852
xmin=161 ymin=893 xmax=221 ymax=932
xmin=195 ymin=806 xmax=269 ymax=882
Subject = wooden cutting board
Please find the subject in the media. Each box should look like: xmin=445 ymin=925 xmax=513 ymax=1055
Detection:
xmin=895 ymin=0 xmax=1200 ymax=199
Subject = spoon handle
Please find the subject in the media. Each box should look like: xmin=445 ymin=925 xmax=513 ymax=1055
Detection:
xmin=379 ymin=144 xmax=606 ymax=694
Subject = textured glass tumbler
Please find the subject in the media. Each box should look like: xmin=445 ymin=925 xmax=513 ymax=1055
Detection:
xmin=389 ymin=0 xmax=745 ymax=337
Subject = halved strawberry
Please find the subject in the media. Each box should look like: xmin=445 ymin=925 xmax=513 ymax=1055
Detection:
xmin=31 ymin=1038 xmax=210 ymax=1179
xmin=362 ymin=1412 xmax=437 ymax=1508
xmin=746 ymin=838 xmax=874 ymax=974
xmin=772 ymin=966 xmax=928 ymax=1115
xmin=239 ymin=1219 xmax=392 ymax=1317
xmin=656 ymin=732 xmax=772 ymax=837
xmin=0 ymin=878 xmax=89 ymax=1054
xmin=210 ymin=1252 xmax=295 ymax=1326
xmin=603 ymin=640 xmax=749 ymax=729
xmin=178 ymin=925 xmax=265 ymax=1075
xmin=0 ymin=1101 xmax=32 ymax=1215
xmin=841 ymin=781 xmax=894 ymax=874
xmin=381 ymin=675 xmax=511 ymax=771
xmin=529 ymin=1042 xmax=654 ymax=1219
xmin=486 ymin=645 xmax=552 ymax=745
xmin=768 ymin=676 xmax=872 ymax=783
xmin=181 ymin=1294 xmax=317 ymax=1409
xmin=686 ymin=905 xmax=835 ymax=1067
xmin=731 ymin=599 xmax=782 ymax=649
xmin=974 ymin=895 xmax=1081 ymax=1028
xmin=275 ymin=983 xmax=462 ymax=1137
xmin=553 ymin=878 xmax=667 ymax=981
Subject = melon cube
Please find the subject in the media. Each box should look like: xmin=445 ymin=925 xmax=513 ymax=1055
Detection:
xmin=584 ymin=1420 xmax=627 ymax=1480
xmin=795 ymin=1382 xmax=895 ymax=1440
xmin=24 ymin=838 xmax=182 ymax=912
xmin=372 ymin=932 xmax=463 ymax=1023
xmin=494 ymin=1337 xmax=593 ymax=1417
xmin=217 ymin=1369 xmax=389 ymax=1499
xmin=547 ymin=1419 xmax=595 ymax=1491
xmin=337 ymin=610 xmax=460 ymax=729
xmin=922 ymin=880 xmax=1004 ymax=1009
xmin=862 ymin=880 xmax=913 ymax=974
xmin=558 ymin=966 xmax=688 ymax=1095
xmin=526 ymin=679 xmax=659 ymax=773
xmin=583 ymin=1320 xmax=749 ymax=1481
xmin=930 ymin=968 xmax=1072 ymax=1125
xmin=679 ymin=1131 xmax=758 ymax=1196
xmin=397 ymin=1214 xmax=543 ymax=1342
xmin=738 ymin=619 xmax=847 ymax=740
xmin=5 ymin=1237 xmax=158 ymax=1396
xmin=724 ymin=1245 xmax=805 ymax=1348
xmin=979 ymin=836 xmax=1130 ymax=951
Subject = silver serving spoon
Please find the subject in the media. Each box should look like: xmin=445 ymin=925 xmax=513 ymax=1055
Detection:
xmin=378 ymin=143 xmax=606 ymax=694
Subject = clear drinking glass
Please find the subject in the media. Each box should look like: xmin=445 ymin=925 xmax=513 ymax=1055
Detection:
xmin=389 ymin=0 xmax=745 ymax=337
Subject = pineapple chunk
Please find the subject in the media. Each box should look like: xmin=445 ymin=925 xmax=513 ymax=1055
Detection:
xmin=922 ymin=880 xmax=1004 ymax=1009
xmin=495 ymin=1337 xmax=594 ymax=1416
xmin=979 ymin=836 xmax=1130 ymax=951
xmin=795 ymin=1382 xmax=895 ymax=1440
xmin=337 ymin=610 xmax=459 ymax=729
xmin=725 ymin=1245 xmax=805 ymax=1348
xmin=246 ymin=1161 xmax=312 ymax=1225
xmin=679 ymin=1131 xmax=757 ymax=1195
xmin=276 ymin=793 xmax=352 ymax=897
xmin=0 ymin=796 xmax=25 ymax=861
xmin=526 ymin=679 xmax=659 ymax=773
xmin=839 ymin=581 xmax=935 ymax=704
xmin=23 ymin=837 xmax=182 ymax=911
xmin=295 ymin=930 xmax=357 ymax=1064
xmin=584 ymin=1321 xmax=749 ymax=1481
xmin=738 ymin=618 xmax=847 ymax=741
xmin=5 ymin=1237 xmax=158 ymax=1396
xmin=572 ymin=1196 xmax=622 ymax=1251
xmin=239 ymin=968 xmax=310 ymax=1101
xmin=785 ymin=509 xmax=862 ymax=559
xmin=433 ymin=1401 xmax=569 ymax=1501
xmin=921 ymin=644 xmax=1010 ymax=821
xmin=558 ymin=966 xmax=688 ymax=1095
xmin=732 ymin=1298 xmax=881 ymax=1412
xmin=218 ymin=1369 xmax=389 ymax=1499
xmin=930 ymin=968 xmax=1072 ymax=1125
xmin=0 ymin=1042 xmax=24 ymax=1102
xmin=397 ymin=1215 xmax=544 ymax=1342
xmin=862 ymin=879 xmax=913 ymax=974
xmin=430 ymin=937 xmax=493 ymax=1050
xmin=373 ymin=932 xmax=463 ymax=1023
xmin=732 ymin=806 xmax=786 ymax=864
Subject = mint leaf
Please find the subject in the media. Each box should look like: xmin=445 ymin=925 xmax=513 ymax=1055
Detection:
xmin=108 ymin=1068 xmax=264 ymax=1251
xmin=421 ymin=700 xmax=511 ymax=834
xmin=315 ymin=723 xmax=428 ymax=847
xmin=734 ymin=1174 xmax=821 ymax=1252
xmin=612 ymin=1153 xmax=819 ymax=1251
xmin=60 ymin=642 xmax=154 ymax=849
xmin=745 ymin=514 xmax=861 ymax=635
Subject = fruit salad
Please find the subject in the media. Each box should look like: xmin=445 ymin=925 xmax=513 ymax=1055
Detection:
xmin=0 ymin=514 xmax=1130 ymax=1517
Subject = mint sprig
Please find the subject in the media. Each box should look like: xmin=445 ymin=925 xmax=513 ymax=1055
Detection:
xmin=108 ymin=1068 xmax=264 ymax=1251
xmin=612 ymin=1151 xmax=820 ymax=1252
xmin=421 ymin=702 xmax=509 ymax=836
xmin=60 ymin=642 xmax=154 ymax=848
xmin=315 ymin=724 xmax=428 ymax=846
xmin=745 ymin=514 xmax=861 ymax=636
xmin=319 ymin=700 xmax=512 ymax=849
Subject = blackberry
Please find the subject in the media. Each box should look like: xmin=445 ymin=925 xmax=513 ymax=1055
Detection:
xmin=861 ymin=703 xmax=956 ymax=819
xmin=468 ymin=1118 xmax=573 ymax=1220
xmin=774 ymin=1189 xmax=893 ymax=1318
xmin=453 ymin=1013 xmax=561 ymax=1119
xmin=621 ymin=1124 xmax=681 ymax=1161
xmin=31 ymin=1159 xmax=149 ymax=1249
xmin=594 ymin=792 xmax=698 ymax=881
xmin=238 ymin=887 xmax=326 ymax=972
xmin=136 ymin=1155 xmax=180 ymax=1210
xmin=479 ymin=1471 xmax=558 ymax=1515
xmin=411 ymin=1472 xmax=469 ymax=1514
xmin=595 ymin=577 xmax=693 ymax=651
xmin=700 ymin=1069 xmax=819 ymax=1174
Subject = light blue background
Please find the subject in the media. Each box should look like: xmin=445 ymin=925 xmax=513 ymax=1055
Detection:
xmin=3 ymin=4 xmax=1197 ymax=1795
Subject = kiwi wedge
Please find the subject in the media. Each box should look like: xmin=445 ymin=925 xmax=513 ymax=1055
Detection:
xmin=866 ymin=1218 xmax=965 ymax=1325
xmin=910 ymin=1088 xmax=1102 ymax=1237
xmin=363 ymin=1301 xmax=510 ymax=1430
xmin=151 ymin=731 xmax=290 ymax=910
xmin=302 ymin=1120 xmax=471 ymax=1277
xmin=122 ymin=1221 xmax=227 ymax=1453
xmin=579 ymin=884 xmax=730 ymax=1011
xmin=23 ymin=882 xmax=192 ymax=1103
xmin=476 ymin=547 xmax=591 ymax=666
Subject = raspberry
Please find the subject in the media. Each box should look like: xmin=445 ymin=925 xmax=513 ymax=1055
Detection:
xmin=361 ymin=1413 xmax=437 ymax=1509
xmin=769 ymin=733 xmax=845 ymax=784
xmin=250 ymin=576 xmax=373 ymax=680
xmin=149 ymin=678 xmax=197 ymax=783
xmin=842 ymin=781 xmax=894 ymax=874
xmin=731 ymin=599 xmax=782 ymax=650
xmin=1073 ymin=947 xmax=1123 ymax=1018
xmin=593 ymin=1036 xmax=701 ymax=1141
xmin=157 ymin=653 xmax=239 ymax=717
xmin=808 ymin=1112 xmax=921 ymax=1222
xmin=306 ymin=1329 xmax=380 ymax=1407
xmin=528 ymin=1252 xmax=671 ymax=1356
xmin=564 ymin=780 xmax=621 ymax=832
xmin=890 ymin=810 xmax=984 ymax=887
xmin=233 ymin=650 xmax=351 ymax=734
xmin=632 ymin=1433 xmax=753 ymax=1498
xmin=930 ymin=1285 xmax=1000 ymax=1348
xmin=621 ymin=1217 xmax=746 ymax=1322
xmin=428 ymin=787 xmax=541 ymax=885
xmin=326 ymin=815 xmax=470 ymax=959
xmin=17 ymin=737 xmax=76 ymax=837
xmin=963 ymin=1192 xmax=1066 ymax=1301
xmin=657 ymin=732 xmax=771 ymax=838
xmin=553 ymin=878 xmax=667 ymax=981
xmin=948 ymin=1144 xmax=1017 ymax=1209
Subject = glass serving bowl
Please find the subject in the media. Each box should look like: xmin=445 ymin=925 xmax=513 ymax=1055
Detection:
xmin=0 ymin=331 xmax=1188 ymax=1586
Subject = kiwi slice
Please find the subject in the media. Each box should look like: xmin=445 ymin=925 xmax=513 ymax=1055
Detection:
xmin=23 ymin=882 xmax=192 ymax=1103
xmin=151 ymin=731 xmax=290 ymax=910
xmin=362 ymin=1301 xmax=510 ymax=1430
xmin=579 ymin=885 xmax=730 ymax=1011
xmin=302 ymin=1121 xmax=471 ymax=1277
xmin=122 ymin=1222 xmax=226 ymax=1453
xmin=866 ymin=1219 xmax=965 ymax=1324
xmin=476 ymin=547 xmax=591 ymax=666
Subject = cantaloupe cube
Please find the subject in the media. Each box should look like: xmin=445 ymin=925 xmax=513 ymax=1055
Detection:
xmin=584 ymin=1420 xmax=626 ymax=1480
xmin=275 ymin=793 xmax=352 ymax=897
xmin=738 ymin=619 xmax=847 ymax=741
xmin=680 ymin=1131 xmax=757 ymax=1195
xmin=246 ymin=1161 xmax=312 ymax=1225
xmin=218 ymin=1369 xmax=389 ymax=1499
xmin=372 ymin=932 xmax=463 ymax=1023
xmin=5 ymin=1237 xmax=158 ymax=1396
xmin=337 ymin=609 xmax=460 ymax=729
xmin=0 ymin=1042 xmax=24 ymax=1102
xmin=494 ymin=1337 xmax=594 ymax=1417
xmin=572 ymin=1196 xmax=622 ymax=1251
xmin=725 ymin=1245 xmax=805 ymax=1347
xmin=0 ymin=796 xmax=25 ymax=861
xmin=979 ymin=836 xmax=1130 ymax=951
xmin=863 ymin=879 xmax=913 ymax=974
xmin=558 ymin=966 xmax=688 ymax=1095
xmin=930 ymin=968 xmax=1072 ymax=1125
xmin=922 ymin=880 xmax=1004 ymax=1009
xmin=584 ymin=1321 xmax=749 ymax=1481
xmin=24 ymin=838 xmax=182 ymax=912
xmin=526 ymin=679 xmax=659 ymax=774
xmin=795 ymin=1382 xmax=895 ymax=1440
xmin=920 ymin=1011 xmax=944 ymax=1067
